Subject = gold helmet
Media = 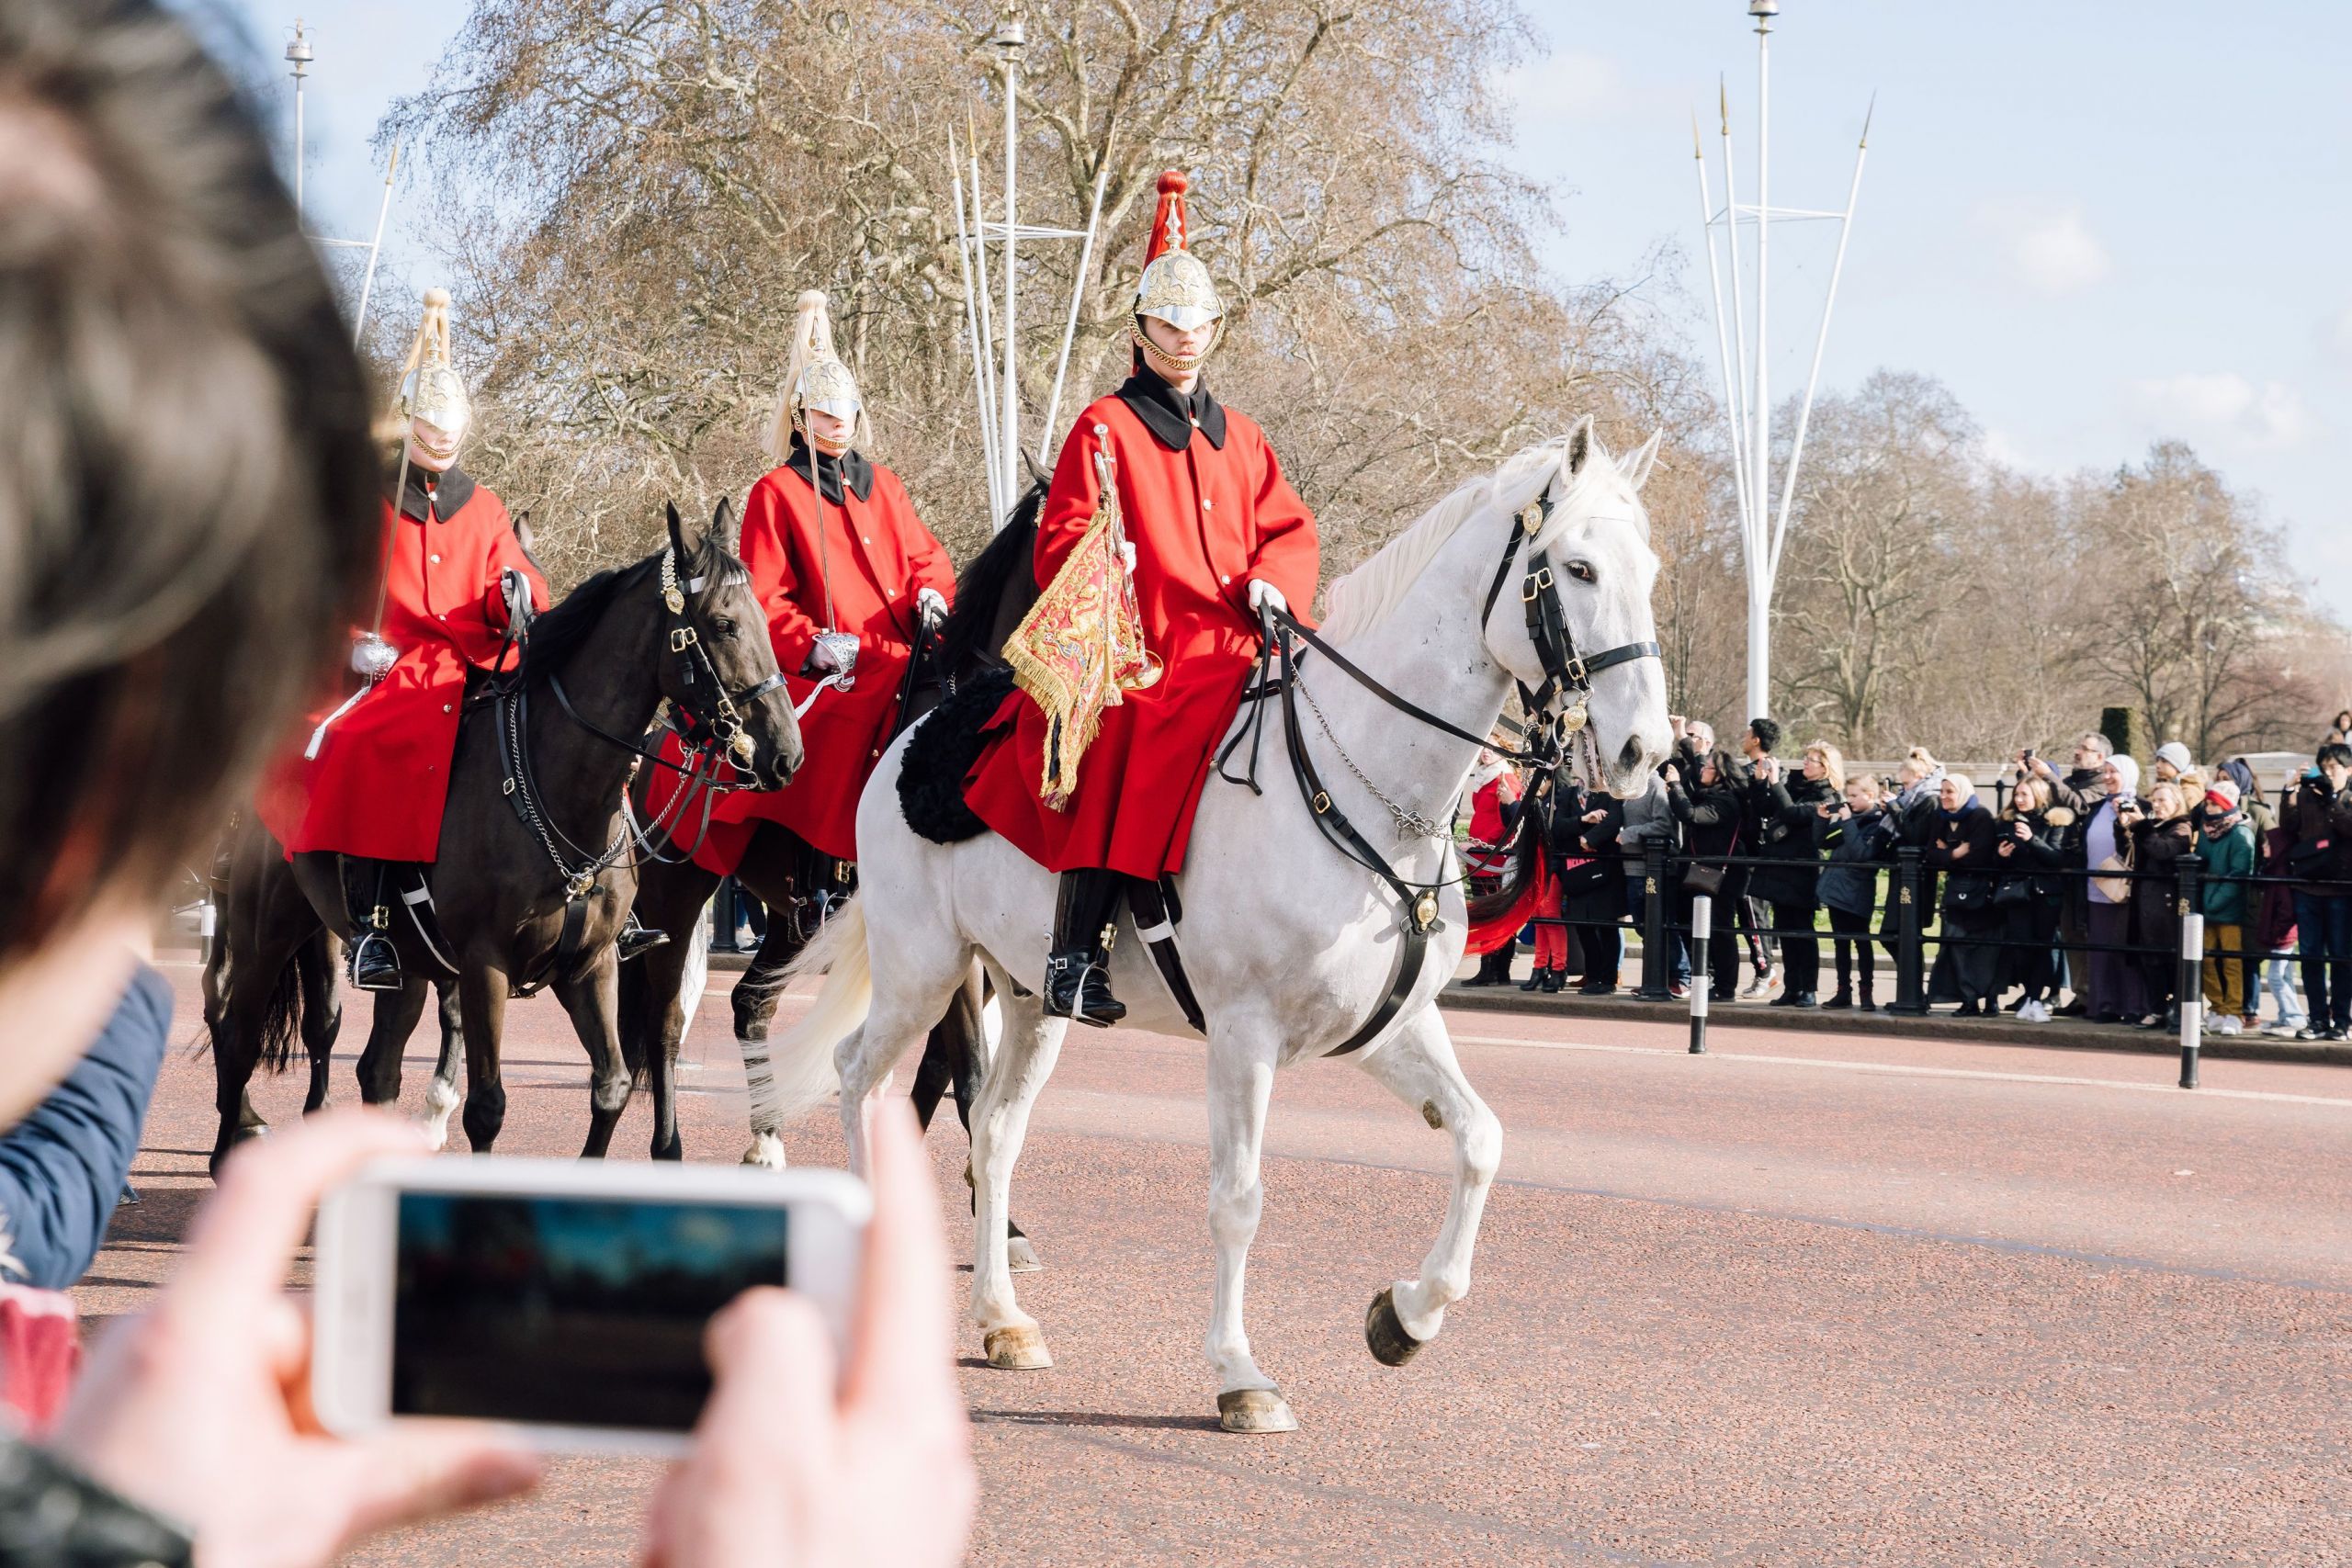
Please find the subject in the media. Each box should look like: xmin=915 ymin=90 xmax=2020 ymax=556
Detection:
xmin=1131 ymin=171 xmax=1224 ymax=375
xmin=401 ymin=287 xmax=471 ymax=434
xmin=764 ymin=290 xmax=868 ymax=458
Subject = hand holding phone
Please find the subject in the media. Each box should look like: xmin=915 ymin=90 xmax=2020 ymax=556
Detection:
xmin=50 ymin=1112 xmax=544 ymax=1568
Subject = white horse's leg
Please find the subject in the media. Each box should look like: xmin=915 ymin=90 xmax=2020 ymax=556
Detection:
xmin=967 ymin=982 xmax=1064 ymax=1371
xmin=1353 ymin=1006 xmax=1502 ymax=1359
xmin=1202 ymin=1021 xmax=1294 ymax=1433
xmin=422 ymin=981 xmax=463 ymax=1152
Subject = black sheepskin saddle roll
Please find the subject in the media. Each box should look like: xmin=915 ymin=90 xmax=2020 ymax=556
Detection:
xmin=898 ymin=662 xmax=1016 ymax=844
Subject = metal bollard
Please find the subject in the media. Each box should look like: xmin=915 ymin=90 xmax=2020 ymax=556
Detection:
xmin=1689 ymin=893 xmax=1712 ymax=1054
xmin=1639 ymin=839 xmax=1670 ymax=1000
xmin=2179 ymin=910 xmax=2204 ymax=1089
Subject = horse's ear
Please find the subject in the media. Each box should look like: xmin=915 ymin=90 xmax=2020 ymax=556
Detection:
xmin=1565 ymin=414 xmax=1597 ymax=477
xmin=710 ymin=497 xmax=740 ymax=558
xmin=665 ymin=500 xmax=690 ymax=563
xmin=1622 ymin=429 xmax=1665 ymax=492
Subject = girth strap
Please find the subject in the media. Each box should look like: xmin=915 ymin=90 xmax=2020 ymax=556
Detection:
xmin=1126 ymin=877 xmax=1205 ymax=1036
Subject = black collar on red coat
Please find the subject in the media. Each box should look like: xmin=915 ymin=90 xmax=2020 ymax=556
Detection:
xmin=391 ymin=462 xmax=475 ymax=524
xmin=785 ymin=434 xmax=875 ymax=503
xmin=1116 ymin=371 xmax=1227 ymax=452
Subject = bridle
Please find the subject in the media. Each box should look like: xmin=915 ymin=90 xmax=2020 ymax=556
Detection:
xmin=1214 ymin=470 xmax=1663 ymax=1058
xmin=493 ymin=547 xmax=789 ymax=904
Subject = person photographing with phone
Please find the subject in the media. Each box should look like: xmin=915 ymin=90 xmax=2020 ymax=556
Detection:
xmin=0 ymin=6 xmax=975 ymax=1563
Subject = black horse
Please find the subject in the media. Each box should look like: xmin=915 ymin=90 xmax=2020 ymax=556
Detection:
xmin=207 ymin=501 xmax=799 ymax=1172
xmin=616 ymin=482 xmax=1046 ymax=1242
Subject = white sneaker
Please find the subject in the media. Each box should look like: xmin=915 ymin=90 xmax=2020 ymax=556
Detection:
xmin=2262 ymin=1020 xmax=2300 ymax=1038
xmin=2019 ymin=999 xmax=2048 ymax=1023
xmin=2212 ymin=1015 xmax=2242 ymax=1036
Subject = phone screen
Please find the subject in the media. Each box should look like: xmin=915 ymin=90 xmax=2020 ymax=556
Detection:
xmin=390 ymin=1191 xmax=788 ymax=1432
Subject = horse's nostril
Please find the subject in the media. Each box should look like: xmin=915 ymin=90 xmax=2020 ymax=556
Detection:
xmin=1618 ymin=737 xmax=1645 ymax=772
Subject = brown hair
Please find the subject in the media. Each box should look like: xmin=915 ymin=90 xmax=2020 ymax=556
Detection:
xmin=0 ymin=0 xmax=379 ymax=958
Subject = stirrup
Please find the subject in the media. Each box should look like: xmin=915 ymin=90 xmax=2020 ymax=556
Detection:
xmin=348 ymin=928 xmax=404 ymax=993
xmin=1044 ymin=951 xmax=1125 ymax=1027
xmin=616 ymin=914 xmax=669 ymax=964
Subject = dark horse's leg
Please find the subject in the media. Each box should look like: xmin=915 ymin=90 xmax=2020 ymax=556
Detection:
xmin=623 ymin=854 xmax=722 ymax=1162
xmin=730 ymin=893 xmax=808 ymax=1043
xmin=556 ymin=948 xmax=633 ymax=1158
xmin=210 ymin=823 xmax=328 ymax=1176
xmin=296 ymin=929 xmax=343 ymax=1113
xmin=458 ymin=963 xmax=511 ymax=1154
xmin=355 ymin=975 xmax=431 ymax=1108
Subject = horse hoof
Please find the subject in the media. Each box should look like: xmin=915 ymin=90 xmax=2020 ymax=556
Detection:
xmin=1216 ymin=1388 xmax=1298 ymax=1435
xmin=741 ymin=1135 xmax=786 ymax=1170
xmin=983 ymin=1325 xmax=1052 ymax=1371
xmin=1365 ymin=1287 xmax=1425 ymax=1367
xmin=1006 ymin=1235 xmax=1044 ymax=1274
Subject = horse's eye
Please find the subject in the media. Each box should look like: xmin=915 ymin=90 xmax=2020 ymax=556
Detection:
xmin=710 ymin=618 xmax=736 ymax=637
xmin=1566 ymin=560 xmax=1597 ymax=585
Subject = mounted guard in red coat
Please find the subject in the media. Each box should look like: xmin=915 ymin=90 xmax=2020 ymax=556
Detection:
xmin=254 ymin=288 xmax=549 ymax=990
xmin=961 ymin=172 xmax=1318 ymax=1026
xmin=650 ymin=290 xmax=954 ymax=877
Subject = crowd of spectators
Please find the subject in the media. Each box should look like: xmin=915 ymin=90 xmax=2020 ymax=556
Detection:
xmin=1462 ymin=718 xmax=2352 ymax=1042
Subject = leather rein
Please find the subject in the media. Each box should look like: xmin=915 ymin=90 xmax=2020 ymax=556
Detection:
xmin=480 ymin=549 xmax=787 ymax=991
xmin=1216 ymin=488 xmax=1661 ymax=1057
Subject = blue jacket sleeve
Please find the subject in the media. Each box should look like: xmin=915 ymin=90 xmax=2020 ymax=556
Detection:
xmin=0 ymin=964 xmax=170 ymax=1291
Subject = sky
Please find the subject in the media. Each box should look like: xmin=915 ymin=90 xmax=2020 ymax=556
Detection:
xmin=209 ymin=0 xmax=2352 ymax=613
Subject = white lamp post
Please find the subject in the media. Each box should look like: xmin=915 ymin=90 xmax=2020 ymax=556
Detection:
xmin=285 ymin=18 xmax=312 ymax=221
xmin=1693 ymin=0 xmax=1872 ymax=723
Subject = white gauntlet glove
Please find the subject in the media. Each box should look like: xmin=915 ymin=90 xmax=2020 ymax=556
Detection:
xmin=1247 ymin=579 xmax=1287 ymax=616
xmin=917 ymin=586 xmax=948 ymax=626
xmin=1118 ymin=540 xmax=1137 ymax=575
xmin=805 ymin=639 xmax=842 ymax=675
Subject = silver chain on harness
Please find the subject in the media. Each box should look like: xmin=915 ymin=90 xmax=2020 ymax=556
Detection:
xmin=1294 ymin=673 xmax=1451 ymax=845
xmin=502 ymin=689 xmax=630 ymax=897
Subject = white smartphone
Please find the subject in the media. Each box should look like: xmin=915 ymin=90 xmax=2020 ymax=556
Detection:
xmin=312 ymin=1157 xmax=869 ymax=1456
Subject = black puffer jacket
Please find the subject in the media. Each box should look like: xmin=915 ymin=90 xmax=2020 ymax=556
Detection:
xmin=1746 ymin=771 xmax=1835 ymax=907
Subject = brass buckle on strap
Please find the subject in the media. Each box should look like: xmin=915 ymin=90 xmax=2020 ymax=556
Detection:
xmin=1313 ymin=790 xmax=1332 ymax=815
xmin=670 ymin=626 xmax=699 ymax=652
xmin=1521 ymin=566 xmax=1554 ymax=603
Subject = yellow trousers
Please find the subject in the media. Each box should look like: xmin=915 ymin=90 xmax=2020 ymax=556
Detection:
xmin=2202 ymin=923 xmax=2245 ymax=1016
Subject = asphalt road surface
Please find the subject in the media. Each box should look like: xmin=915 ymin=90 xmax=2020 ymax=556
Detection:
xmin=82 ymin=962 xmax=2350 ymax=1566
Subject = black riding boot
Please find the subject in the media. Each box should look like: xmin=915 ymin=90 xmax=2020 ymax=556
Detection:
xmin=347 ymin=863 xmax=403 ymax=992
xmin=1045 ymin=869 xmax=1126 ymax=1028
xmin=616 ymin=912 xmax=668 ymax=964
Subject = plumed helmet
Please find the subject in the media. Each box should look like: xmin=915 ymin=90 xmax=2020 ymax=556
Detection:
xmin=401 ymin=288 xmax=470 ymax=434
xmin=1132 ymin=171 xmax=1224 ymax=336
xmin=764 ymin=290 xmax=868 ymax=458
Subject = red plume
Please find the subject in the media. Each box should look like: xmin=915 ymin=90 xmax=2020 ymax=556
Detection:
xmin=1143 ymin=170 xmax=1190 ymax=265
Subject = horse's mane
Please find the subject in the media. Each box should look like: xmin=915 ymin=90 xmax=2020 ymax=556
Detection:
xmin=1320 ymin=437 xmax=1575 ymax=644
xmin=521 ymin=555 xmax=659 ymax=680
xmin=934 ymin=478 xmax=1046 ymax=676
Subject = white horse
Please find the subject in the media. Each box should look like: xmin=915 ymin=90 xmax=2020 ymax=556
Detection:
xmin=750 ymin=419 xmax=1671 ymax=1431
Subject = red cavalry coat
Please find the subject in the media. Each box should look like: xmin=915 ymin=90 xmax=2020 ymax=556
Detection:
xmin=256 ymin=470 xmax=548 ymax=863
xmin=962 ymin=378 xmax=1317 ymax=878
xmin=651 ymin=445 xmax=954 ymax=871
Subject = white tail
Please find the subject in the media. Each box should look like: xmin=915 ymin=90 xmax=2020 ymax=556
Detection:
xmin=741 ymin=898 xmax=872 ymax=1138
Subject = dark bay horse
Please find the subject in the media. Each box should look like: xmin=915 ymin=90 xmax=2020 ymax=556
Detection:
xmin=207 ymin=501 xmax=799 ymax=1171
xmin=616 ymin=482 xmax=1045 ymax=1248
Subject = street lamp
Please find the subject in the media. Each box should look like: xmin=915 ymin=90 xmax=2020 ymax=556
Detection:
xmin=989 ymin=11 xmax=1027 ymax=514
xmin=285 ymin=17 xmax=312 ymax=221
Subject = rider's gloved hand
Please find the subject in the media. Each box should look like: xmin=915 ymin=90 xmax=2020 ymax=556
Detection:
xmin=1246 ymin=579 xmax=1287 ymax=616
xmin=1117 ymin=541 xmax=1137 ymax=575
xmin=917 ymin=587 xmax=948 ymax=626
xmin=500 ymin=567 xmax=536 ymax=634
xmin=805 ymin=640 xmax=842 ymax=676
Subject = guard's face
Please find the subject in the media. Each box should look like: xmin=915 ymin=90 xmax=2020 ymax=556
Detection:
xmin=804 ymin=407 xmax=854 ymax=454
xmin=407 ymin=415 xmax=465 ymax=474
xmin=1142 ymin=315 xmax=1217 ymax=373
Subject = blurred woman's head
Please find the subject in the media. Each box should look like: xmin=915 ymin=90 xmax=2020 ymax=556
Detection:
xmin=1938 ymin=775 xmax=1974 ymax=812
xmin=2148 ymin=781 xmax=2187 ymax=819
xmin=1802 ymin=740 xmax=1846 ymax=792
xmin=2008 ymin=776 xmax=2052 ymax=816
xmin=0 ymin=0 xmax=379 ymax=1113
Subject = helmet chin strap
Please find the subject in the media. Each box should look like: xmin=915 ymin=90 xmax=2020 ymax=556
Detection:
xmin=1133 ymin=317 xmax=1223 ymax=378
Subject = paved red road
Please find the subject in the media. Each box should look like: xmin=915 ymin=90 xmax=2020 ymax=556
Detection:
xmin=83 ymin=963 xmax=2350 ymax=1565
